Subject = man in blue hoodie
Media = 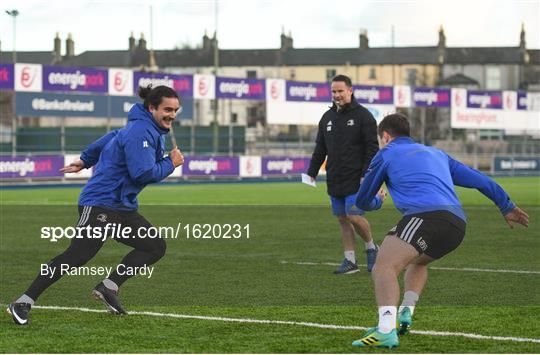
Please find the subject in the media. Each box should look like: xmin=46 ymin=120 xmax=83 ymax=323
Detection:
xmin=351 ymin=113 xmax=529 ymax=348
xmin=7 ymin=85 xmax=184 ymax=325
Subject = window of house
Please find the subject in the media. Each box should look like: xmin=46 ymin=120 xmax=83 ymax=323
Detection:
xmin=486 ymin=66 xmax=501 ymax=90
xmin=369 ymin=67 xmax=377 ymax=80
xmin=289 ymin=69 xmax=296 ymax=80
xmin=247 ymin=106 xmax=259 ymax=128
xmin=406 ymin=68 xmax=418 ymax=86
xmin=326 ymin=69 xmax=337 ymax=82
xmin=246 ymin=70 xmax=257 ymax=79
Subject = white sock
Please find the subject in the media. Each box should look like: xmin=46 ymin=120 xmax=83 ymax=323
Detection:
xmin=364 ymin=240 xmax=376 ymax=250
xmin=344 ymin=250 xmax=356 ymax=263
xmin=16 ymin=294 xmax=35 ymax=305
xmin=103 ymin=278 xmax=119 ymax=292
xmin=378 ymin=306 xmax=397 ymax=334
xmin=399 ymin=290 xmax=419 ymax=315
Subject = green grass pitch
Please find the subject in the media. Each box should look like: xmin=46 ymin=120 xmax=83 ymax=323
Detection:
xmin=1 ymin=177 xmax=539 ymax=353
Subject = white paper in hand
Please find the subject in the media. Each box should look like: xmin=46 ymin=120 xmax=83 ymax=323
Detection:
xmin=301 ymin=173 xmax=316 ymax=187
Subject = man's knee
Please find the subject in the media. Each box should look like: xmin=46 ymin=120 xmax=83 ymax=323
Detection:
xmin=347 ymin=214 xmax=366 ymax=223
xmin=150 ymin=238 xmax=167 ymax=260
xmin=374 ymin=236 xmax=416 ymax=273
xmin=371 ymin=262 xmax=400 ymax=279
xmin=337 ymin=216 xmax=351 ymax=228
xmin=348 ymin=214 xmax=370 ymax=230
xmin=337 ymin=215 xmax=349 ymax=225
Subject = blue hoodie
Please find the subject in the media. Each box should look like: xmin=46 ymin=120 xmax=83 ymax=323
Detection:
xmin=78 ymin=103 xmax=175 ymax=210
xmin=356 ymin=136 xmax=516 ymax=221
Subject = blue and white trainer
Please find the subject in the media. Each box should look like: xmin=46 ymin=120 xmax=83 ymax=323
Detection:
xmin=366 ymin=245 xmax=379 ymax=272
xmin=333 ymin=259 xmax=359 ymax=274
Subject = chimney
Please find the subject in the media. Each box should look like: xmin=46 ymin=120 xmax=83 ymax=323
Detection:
xmin=202 ymin=30 xmax=211 ymax=51
xmin=520 ymin=22 xmax=526 ymax=49
xmin=65 ymin=33 xmax=75 ymax=58
xmin=437 ymin=25 xmax=447 ymax=64
xmin=438 ymin=25 xmax=446 ymax=48
xmin=129 ymin=31 xmax=136 ymax=51
xmin=519 ymin=23 xmax=529 ymax=64
xmin=211 ymin=31 xmax=219 ymax=50
xmin=138 ymin=32 xmax=147 ymax=50
xmin=53 ymin=32 xmax=62 ymax=62
xmin=359 ymin=29 xmax=369 ymax=49
xmin=148 ymin=49 xmax=158 ymax=72
xmin=280 ymin=28 xmax=293 ymax=51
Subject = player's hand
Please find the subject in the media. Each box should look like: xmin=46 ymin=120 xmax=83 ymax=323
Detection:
xmin=170 ymin=147 xmax=184 ymax=167
xmin=377 ymin=188 xmax=387 ymax=202
xmin=60 ymin=159 xmax=85 ymax=173
xmin=504 ymin=206 xmax=529 ymax=229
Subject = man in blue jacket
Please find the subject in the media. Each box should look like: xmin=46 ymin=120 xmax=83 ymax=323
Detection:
xmin=351 ymin=113 xmax=529 ymax=348
xmin=7 ymin=85 xmax=184 ymax=325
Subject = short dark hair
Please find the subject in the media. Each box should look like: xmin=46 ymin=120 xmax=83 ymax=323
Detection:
xmin=331 ymin=74 xmax=352 ymax=87
xmin=138 ymin=85 xmax=180 ymax=110
xmin=378 ymin=113 xmax=411 ymax=138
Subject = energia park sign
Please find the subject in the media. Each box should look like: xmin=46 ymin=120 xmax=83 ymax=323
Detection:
xmin=0 ymin=155 xmax=314 ymax=180
xmin=1 ymin=63 xmax=538 ymax=129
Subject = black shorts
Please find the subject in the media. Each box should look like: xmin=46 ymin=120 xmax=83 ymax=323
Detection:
xmin=387 ymin=210 xmax=467 ymax=259
xmin=77 ymin=205 xmax=152 ymax=239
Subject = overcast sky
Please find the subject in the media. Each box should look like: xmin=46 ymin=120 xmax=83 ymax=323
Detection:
xmin=1 ymin=0 xmax=538 ymax=55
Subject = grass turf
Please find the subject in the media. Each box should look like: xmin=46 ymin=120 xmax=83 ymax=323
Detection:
xmin=0 ymin=177 xmax=539 ymax=353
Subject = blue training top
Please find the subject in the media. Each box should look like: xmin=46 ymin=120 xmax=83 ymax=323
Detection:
xmin=78 ymin=103 xmax=175 ymax=211
xmin=356 ymin=136 xmax=516 ymax=221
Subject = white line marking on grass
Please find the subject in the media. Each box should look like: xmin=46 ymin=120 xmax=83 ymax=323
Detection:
xmin=280 ymin=261 xmax=540 ymax=275
xmin=29 ymin=305 xmax=540 ymax=344
xmin=0 ymin=202 xmax=329 ymax=206
xmin=3 ymin=200 xmax=539 ymax=208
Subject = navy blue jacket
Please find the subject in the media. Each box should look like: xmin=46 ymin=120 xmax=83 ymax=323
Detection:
xmin=356 ymin=136 xmax=516 ymax=221
xmin=307 ymin=98 xmax=379 ymax=197
xmin=78 ymin=103 xmax=174 ymax=210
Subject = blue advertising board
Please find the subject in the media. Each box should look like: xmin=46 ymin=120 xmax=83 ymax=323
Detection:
xmin=493 ymin=156 xmax=540 ymax=175
xmin=16 ymin=92 xmax=108 ymax=117
xmin=17 ymin=92 xmax=193 ymax=119
xmin=109 ymin=96 xmax=193 ymax=119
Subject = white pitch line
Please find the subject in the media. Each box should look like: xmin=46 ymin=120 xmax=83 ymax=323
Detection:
xmin=0 ymin=202 xmax=328 ymax=206
xmin=280 ymin=261 xmax=540 ymax=275
xmin=29 ymin=305 xmax=540 ymax=344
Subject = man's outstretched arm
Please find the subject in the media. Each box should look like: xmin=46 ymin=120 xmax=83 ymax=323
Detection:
xmin=61 ymin=130 xmax=120 ymax=173
xmin=447 ymin=154 xmax=529 ymax=228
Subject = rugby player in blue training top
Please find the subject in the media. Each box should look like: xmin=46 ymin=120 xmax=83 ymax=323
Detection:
xmin=351 ymin=113 xmax=529 ymax=348
xmin=7 ymin=85 xmax=184 ymax=325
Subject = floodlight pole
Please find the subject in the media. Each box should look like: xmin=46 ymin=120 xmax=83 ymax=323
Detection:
xmin=6 ymin=9 xmax=19 ymax=156
xmin=391 ymin=24 xmax=395 ymax=86
xmin=5 ymin=9 xmax=19 ymax=63
xmin=212 ymin=0 xmax=219 ymax=154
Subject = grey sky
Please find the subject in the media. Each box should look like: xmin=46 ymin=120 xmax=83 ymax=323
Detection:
xmin=1 ymin=0 xmax=538 ymax=55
